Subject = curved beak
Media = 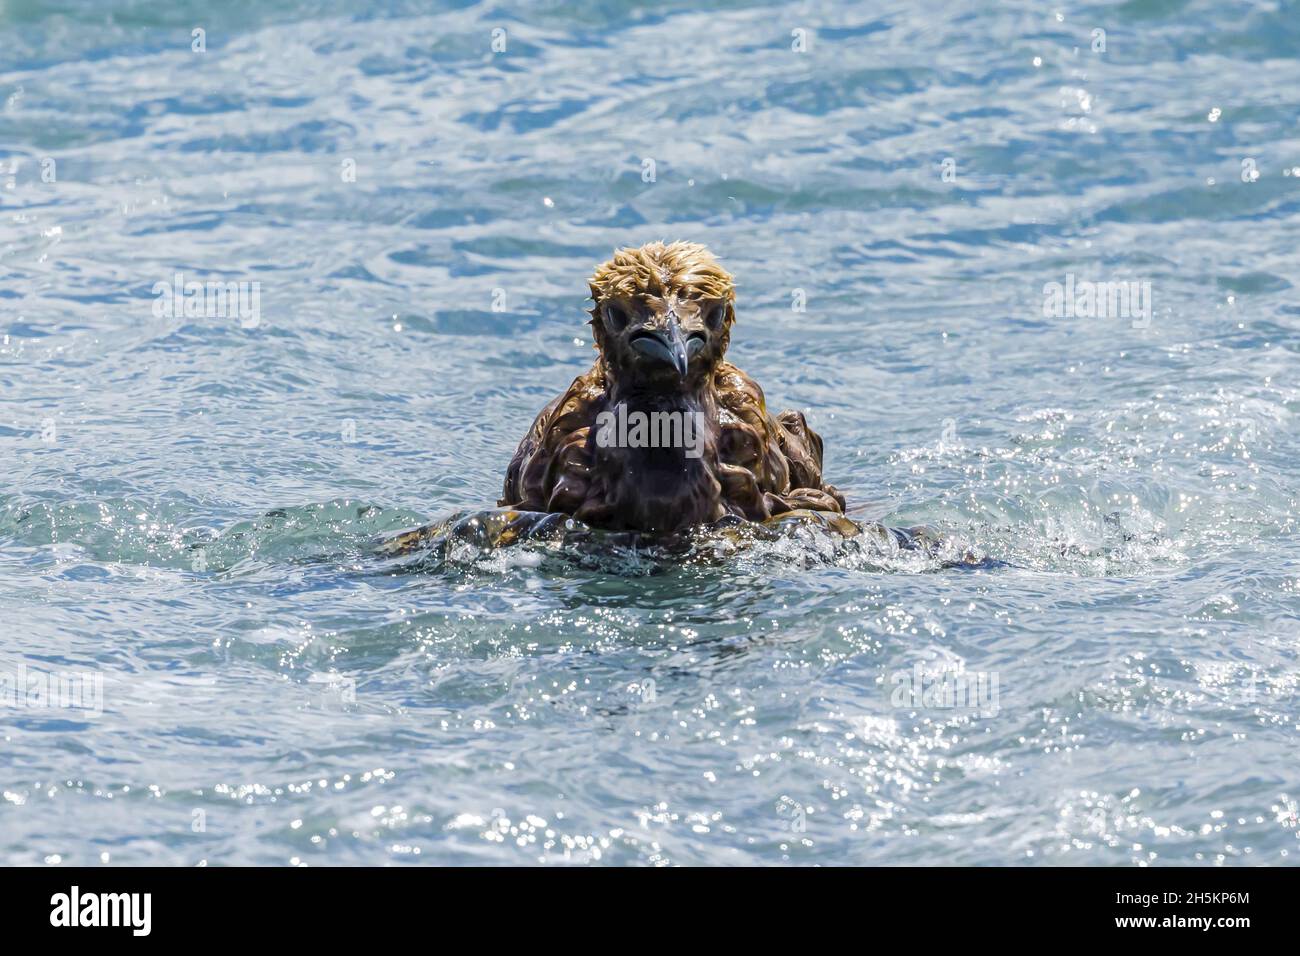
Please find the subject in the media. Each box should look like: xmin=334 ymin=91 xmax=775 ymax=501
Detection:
xmin=630 ymin=321 xmax=690 ymax=380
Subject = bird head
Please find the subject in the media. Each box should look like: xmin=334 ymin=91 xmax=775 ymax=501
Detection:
xmin=588 ymin=241 xmax=735 ymax=392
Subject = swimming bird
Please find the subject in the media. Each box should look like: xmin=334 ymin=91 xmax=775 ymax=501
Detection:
xmin=498 ymin=241 xmax=846 ymax=534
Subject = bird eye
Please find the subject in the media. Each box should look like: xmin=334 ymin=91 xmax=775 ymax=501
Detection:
xmin=705 ymin=301 xmax=726 ymax=329
xmin=604 ymin=302 xmax=630 ymax=331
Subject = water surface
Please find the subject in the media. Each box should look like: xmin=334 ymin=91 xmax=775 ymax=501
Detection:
xmin=2 ymin=0 xmax=1298 ymax=865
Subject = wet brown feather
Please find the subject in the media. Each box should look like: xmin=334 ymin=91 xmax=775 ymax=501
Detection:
xmin=499 ymin=241 xmax=845 ymax=533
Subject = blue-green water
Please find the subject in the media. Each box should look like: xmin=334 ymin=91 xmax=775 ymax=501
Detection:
xmin=2 ymin=0 xmax=1298 ymax=865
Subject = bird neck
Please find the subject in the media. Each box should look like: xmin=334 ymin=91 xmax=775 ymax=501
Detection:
xmin=602 ymin=364 xmax=715 ymax=412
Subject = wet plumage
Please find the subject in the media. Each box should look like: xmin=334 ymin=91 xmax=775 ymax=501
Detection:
xmin=499 ymin=241 xmax=845 ymax=534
